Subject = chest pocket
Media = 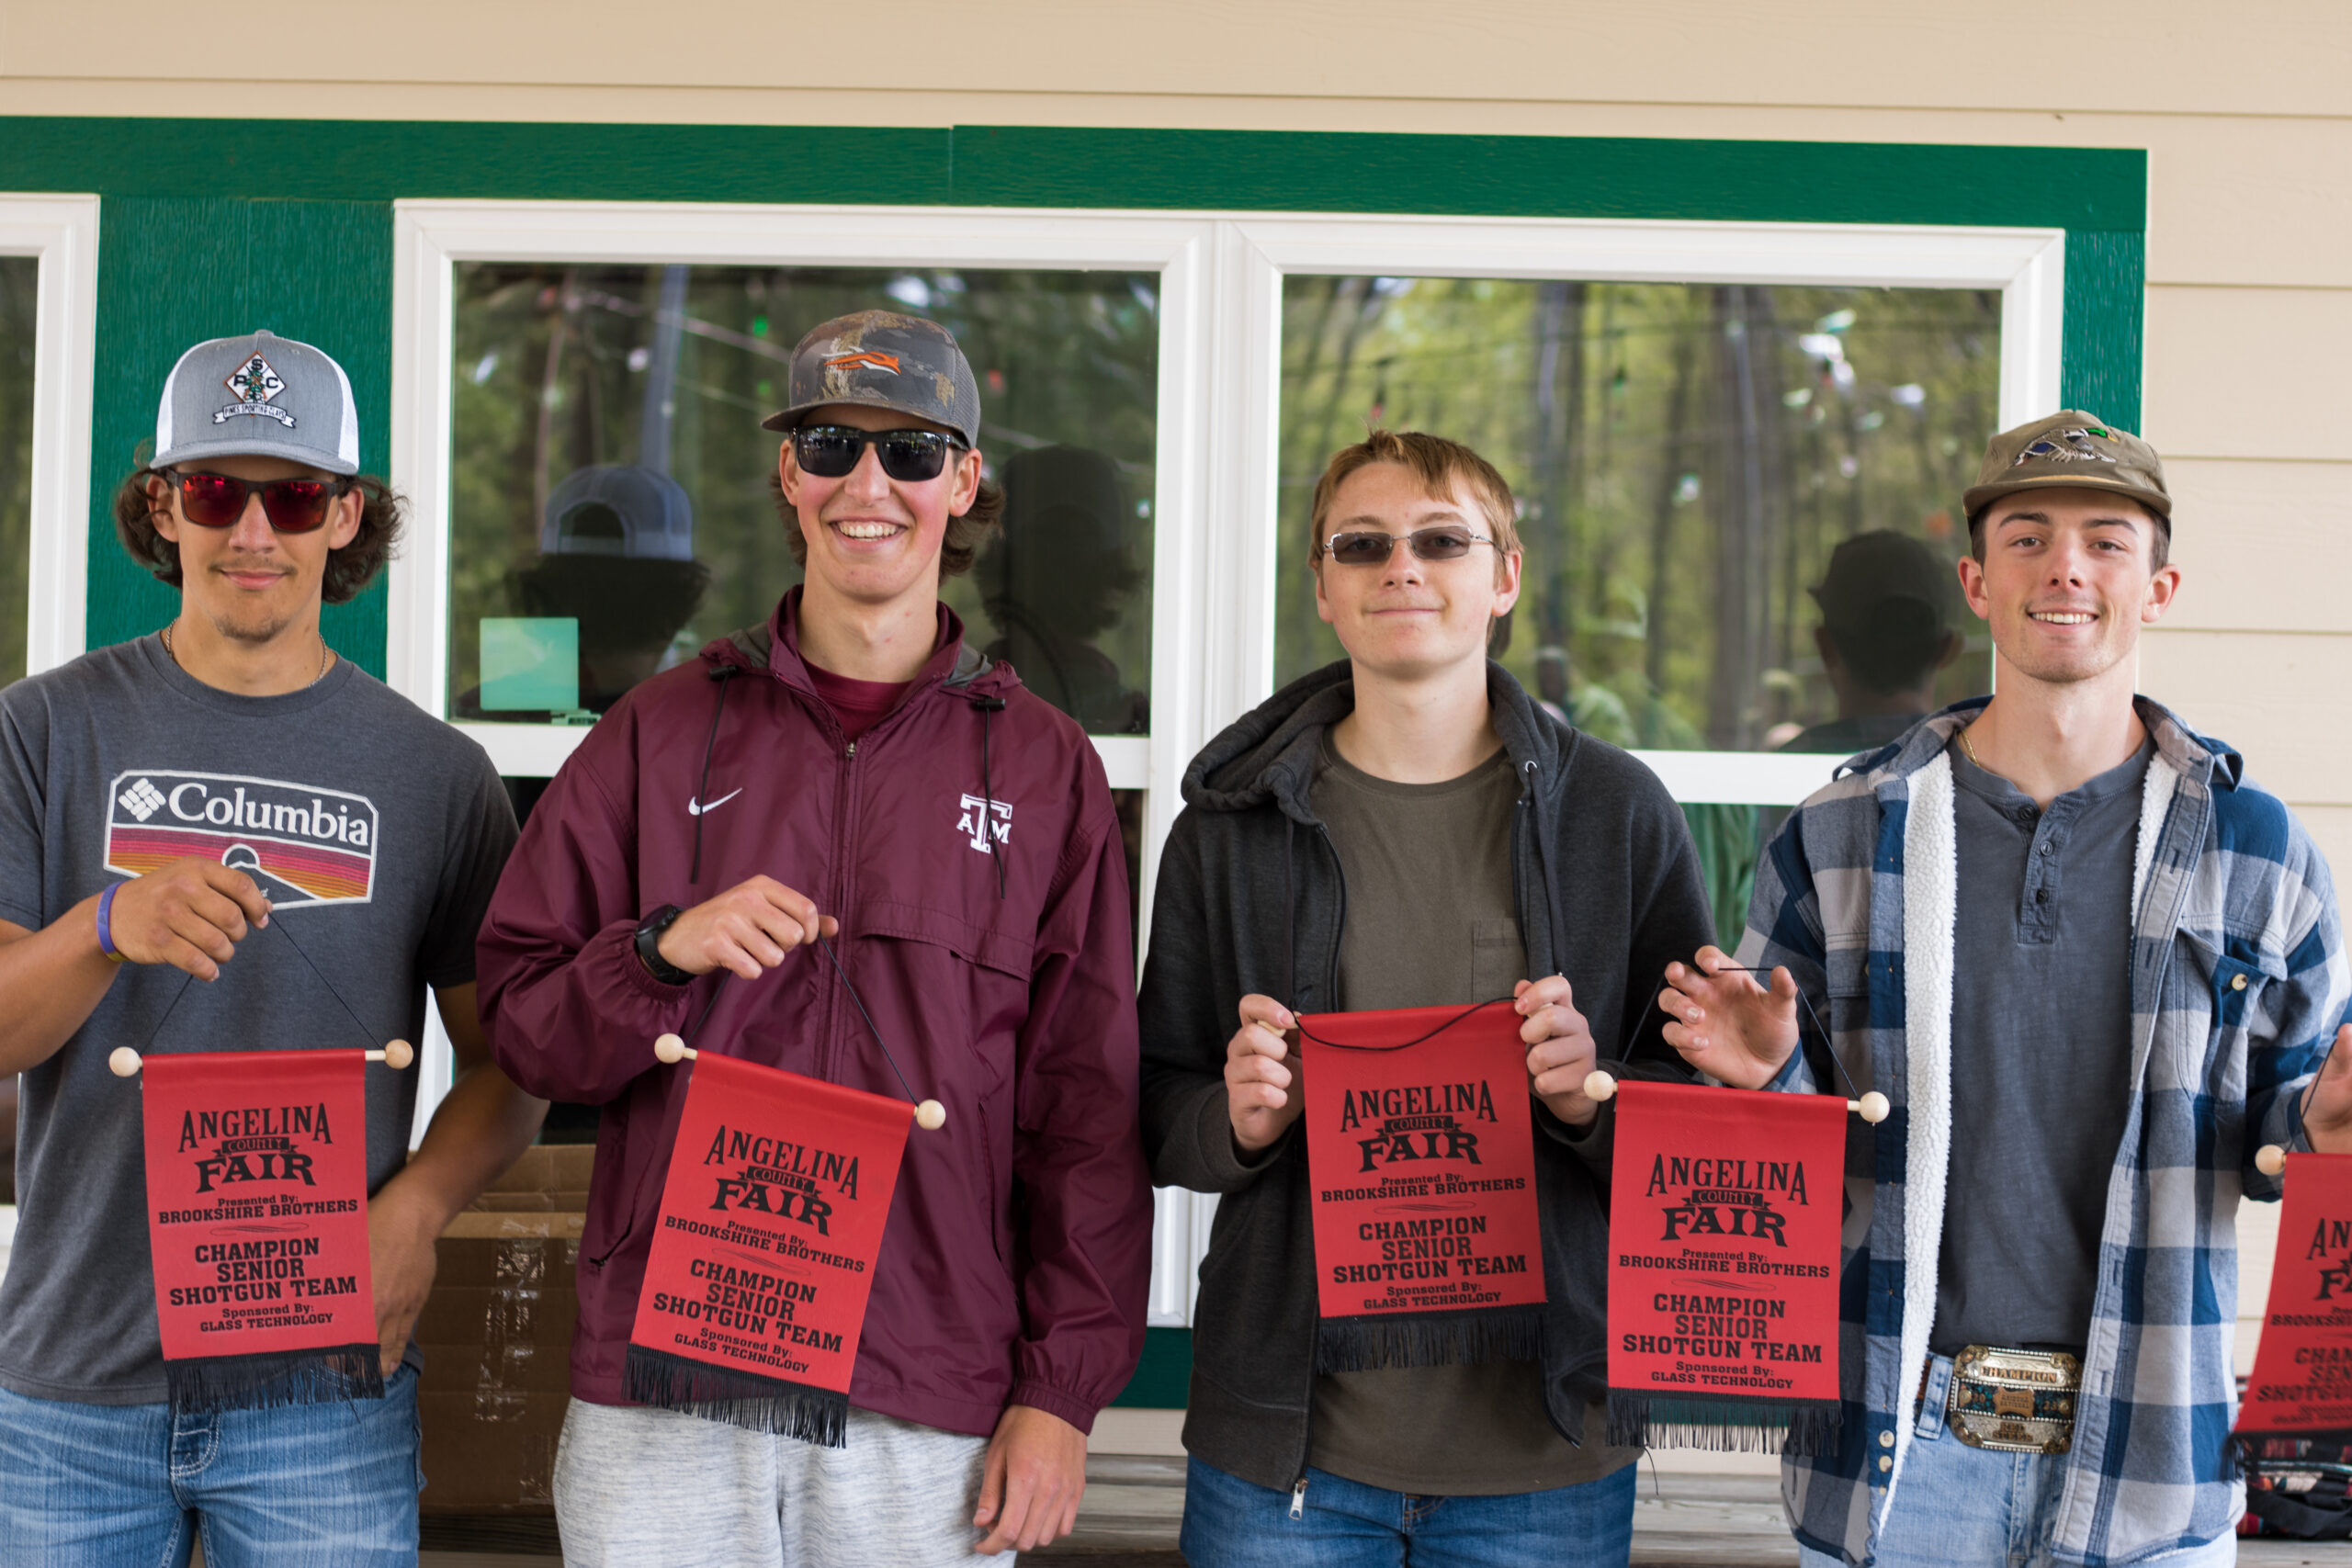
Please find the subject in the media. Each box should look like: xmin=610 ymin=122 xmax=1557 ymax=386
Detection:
xmin=1471 ymin=918 xmax=1523 ymax=1003
xmin=855 ymin=898 xmax=1033 ymax=1089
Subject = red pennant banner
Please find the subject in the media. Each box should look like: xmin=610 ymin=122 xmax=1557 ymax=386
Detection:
xmin=137 ymin=1049 xmax=379 ymax=1411
xmin=1298 ymin=1003 xmax=1547 ymax=1371
xmin=627 ymin=1051 xmax=913 ymax=1446
xmin=1605 ymin=1078 xmax=1845 ymax=1451
xmin=2233 ymin=1152 xmax=2352 ymax=1456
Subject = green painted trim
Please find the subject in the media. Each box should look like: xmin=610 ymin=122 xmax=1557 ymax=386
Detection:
xmin=86 ymin=197 xmax=391 ymax=671
xmin=0 ymin=118 xmax=2145 ymax=677
xmin=1111 ymin=1325 xmax=1192 ymax=1409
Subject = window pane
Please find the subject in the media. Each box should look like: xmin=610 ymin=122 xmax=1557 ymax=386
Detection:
xmin=1276 ymin=279 xmax=1998 ymax=755
xmin=0 ymin=256 xmax=32 ymax=691
xmin=449 ymin=265 xmax=1158 ymax=734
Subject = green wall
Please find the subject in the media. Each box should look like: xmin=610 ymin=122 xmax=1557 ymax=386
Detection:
xmin=1 ymin=122 xmax=2146 ymax=1405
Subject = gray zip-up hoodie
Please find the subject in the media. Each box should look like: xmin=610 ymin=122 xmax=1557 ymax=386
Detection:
xmin=1138 ymin=659 xmax=1715 ymax=1492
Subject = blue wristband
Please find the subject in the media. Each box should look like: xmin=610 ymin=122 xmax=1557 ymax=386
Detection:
xmin=96 ymin=881 xmax=127 ymax=962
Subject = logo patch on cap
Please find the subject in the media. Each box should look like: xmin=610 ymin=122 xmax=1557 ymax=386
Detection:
xmin=213 ymin=353 xmax=296 ymax=429
xmin=2010 ymin=427 xmax=2116 ymax=468
xmin=822 ymin=351 xmax=900 ymax=376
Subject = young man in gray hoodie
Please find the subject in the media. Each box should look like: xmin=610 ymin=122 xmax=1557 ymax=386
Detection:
xmin=1140 ymin=430 xmax=1715 ymax=1563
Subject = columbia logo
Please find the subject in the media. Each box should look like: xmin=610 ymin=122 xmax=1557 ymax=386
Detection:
xmin=119 ymin=778 xmax=165 ymax=821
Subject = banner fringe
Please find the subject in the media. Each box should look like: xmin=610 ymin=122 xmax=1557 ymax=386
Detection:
xmin=1316 ymin=1305 xmax=1544 ymax=1374
xmin=2226 ymin=1429 xmax=2352 ymax=1479
xmin=1606 ymin=1391 xmax=1842 ymax=1456
xmin=165 ymin=1345 xmax=382 ymax=1414
xmin=625 ymin=1345 xmax=849 ymax=1448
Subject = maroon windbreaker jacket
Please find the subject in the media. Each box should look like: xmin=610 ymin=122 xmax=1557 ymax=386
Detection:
xmin=477 ymin=592 xmax=1151 ymax=1437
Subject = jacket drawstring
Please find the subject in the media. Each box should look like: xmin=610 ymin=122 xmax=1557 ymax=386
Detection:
xmin=1282 ymin=816 xmax=1296 ymax=1006
xmin=974 ymin=695 xmax=1008 ymax=900
xmin=689 ymin=665 xmax=740 ymax=886
xmin=1521 ymin=759 xmax=1568 ymax=976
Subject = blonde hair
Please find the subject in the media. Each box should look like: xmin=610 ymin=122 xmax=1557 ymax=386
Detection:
xmin=1307 ymin=429 xmax=1521 ymax=586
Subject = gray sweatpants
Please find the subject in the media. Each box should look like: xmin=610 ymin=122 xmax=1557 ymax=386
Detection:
xmin=553 ymin=1398 xmax=1014 ymax=1566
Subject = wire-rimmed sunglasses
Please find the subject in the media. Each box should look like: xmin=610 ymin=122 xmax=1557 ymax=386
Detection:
xmin=165 ymin=470 xmax=354 ymax=534
xmin=789 ymin=424 xmax=967 ymax=483
xmin=1322 ymin=526 xmax=1498 ymax=567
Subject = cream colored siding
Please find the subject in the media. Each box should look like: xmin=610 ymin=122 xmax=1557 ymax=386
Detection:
xmin=5 ymin=0 xmax=2344 ymax=1364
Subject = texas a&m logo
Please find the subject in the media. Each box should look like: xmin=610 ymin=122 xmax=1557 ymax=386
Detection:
xmin=107 ymin=771 xmax=379 ymax=909
xmin=956 ymin=795 xmax=1012 ymax=855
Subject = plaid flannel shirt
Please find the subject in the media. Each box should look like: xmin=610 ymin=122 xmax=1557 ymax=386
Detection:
xmin=1743 ymin=696 xmax=2346 ymax=1567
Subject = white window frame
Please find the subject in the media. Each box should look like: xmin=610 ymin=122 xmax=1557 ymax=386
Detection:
xmin=388 ymin=200 xmax=2064 ymax=1321
xmin=0 ymin=195 xmax=100 ymax=680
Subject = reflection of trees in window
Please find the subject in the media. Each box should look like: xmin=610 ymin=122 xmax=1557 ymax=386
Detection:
xmin=449 ymin=264 xmax=1159 ymax=732
xmin=0 ymin=257 xmax=33 ymax=690
xmin=1277 ymin=277 xmax=1998 ymax=750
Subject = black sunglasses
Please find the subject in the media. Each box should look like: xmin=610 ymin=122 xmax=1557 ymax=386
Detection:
xmin=1323 ymin=526 xmax=1498 ymax=568
xmin=790 ymin=424 xmax=967 ymax=483
xmin=166 ymin=470 xmax=352 ymax=535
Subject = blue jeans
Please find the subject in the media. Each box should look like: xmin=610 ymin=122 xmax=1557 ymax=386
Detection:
xmin=0 ymin=1366 xmax=422 ymax=1566
xmin=1181 ymin=1454 xmax=1637 ymax=1567
xmin=1796 ymin=1355 xmax=2234 ymax=1568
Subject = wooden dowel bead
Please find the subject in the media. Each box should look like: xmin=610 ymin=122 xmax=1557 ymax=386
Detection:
xmin=2256 ymin=1145 xmax=2288 ymax=1179
xmin=1581 ymin=1069 xmax=1619 ymax=1103
xmin=654 ymin=1033 xmax=690 ymax=1065
xmin=109 ymin=1046 xmax=142 ymax=1077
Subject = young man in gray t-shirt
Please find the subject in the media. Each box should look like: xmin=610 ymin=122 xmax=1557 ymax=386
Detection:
xmin=0 ymin=330 xmax=544 ymax=1563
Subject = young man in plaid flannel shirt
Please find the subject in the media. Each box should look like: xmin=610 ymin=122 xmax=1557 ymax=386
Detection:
xmin=1659 ymin=412 xmax=2352 ymax=1568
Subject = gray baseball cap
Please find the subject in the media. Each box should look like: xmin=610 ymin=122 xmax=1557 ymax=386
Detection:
xmin=153 ymin=329 xmax=361 ymax=477
xmin=540 ymin=464 xmax=695 ymax=561
xmin=760 ymin=310 xmax=981 ymax=448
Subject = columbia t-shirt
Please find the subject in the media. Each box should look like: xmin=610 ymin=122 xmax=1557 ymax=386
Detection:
xmin=0 ymin=637 xmax=516 ymax=1404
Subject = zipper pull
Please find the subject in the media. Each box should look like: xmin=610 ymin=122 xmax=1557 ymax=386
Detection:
xmin=844 ymin=740 xmax=857 ymax=761
xmin=1288 ymin=1478 xmax=1306 ymax=1520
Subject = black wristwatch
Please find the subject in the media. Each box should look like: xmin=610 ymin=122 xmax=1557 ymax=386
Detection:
xmin=634 ymin=904 xmax=694 ymax=986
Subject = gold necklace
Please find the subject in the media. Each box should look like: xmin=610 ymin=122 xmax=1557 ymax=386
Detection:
xmin=162 ymin=624 xmax=332 ymax=686
xmin=1958 ymin=722 xmax=1984 ymax=769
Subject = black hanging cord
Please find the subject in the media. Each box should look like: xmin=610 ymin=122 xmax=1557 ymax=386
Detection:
xmin=668 ymin=931 xmax=924 ymax=1110
xmin=1290 ymin=996 xmax=1520 ymax=1052
xmin=813 ymin=931 xmax=921 ymax=1104
xmin=1620 ymin=962 xmax=1862 ymax=1101
xmin=690 ymin=666 xmax=741 ymax=886
xmin=973 ymin=696 xmax=1008 ymax=901
xmin=122 ymin=905 xmax=390 ymax=1062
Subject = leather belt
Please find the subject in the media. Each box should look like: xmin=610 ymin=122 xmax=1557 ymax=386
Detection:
xmin=1939 ymin=1346 xmax=2082 ymax=1455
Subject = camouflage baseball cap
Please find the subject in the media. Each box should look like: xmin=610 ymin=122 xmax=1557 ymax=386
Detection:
xmin=1962 ymin=411 xmax=2170 ymax=527
xmin=760 ymin=310 xmax=981 ymax=448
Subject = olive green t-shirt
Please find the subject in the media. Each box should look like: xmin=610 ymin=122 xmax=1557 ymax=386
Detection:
xmin=1306 ymin=733 xmax=1639 ymax=1495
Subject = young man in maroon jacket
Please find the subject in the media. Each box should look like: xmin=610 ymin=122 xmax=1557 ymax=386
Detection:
xmin=478 ymin=310 xmax=1152 ymax=1564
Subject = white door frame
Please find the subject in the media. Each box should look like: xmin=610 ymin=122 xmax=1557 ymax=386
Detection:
xmin=0 ymin=195 xmax=101 ymax=679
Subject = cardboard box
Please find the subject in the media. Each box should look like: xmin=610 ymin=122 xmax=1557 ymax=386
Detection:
xmin=418 ymin=1156 xmax=592 ymax=1516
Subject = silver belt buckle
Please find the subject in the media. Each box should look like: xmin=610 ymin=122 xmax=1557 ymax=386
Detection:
xmin=1945 ymin=1346 xmax=2081 ymax=1455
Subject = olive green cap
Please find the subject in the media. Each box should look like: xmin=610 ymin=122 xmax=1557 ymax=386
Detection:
xmin=1963 ymin=411 xmax=2170 ymax=528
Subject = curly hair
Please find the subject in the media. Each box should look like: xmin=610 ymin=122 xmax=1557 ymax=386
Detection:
xmin=113 ymin=468 xmax=405 ymax=605
xmin=768 ymin=471 xmax=1003 ymax=579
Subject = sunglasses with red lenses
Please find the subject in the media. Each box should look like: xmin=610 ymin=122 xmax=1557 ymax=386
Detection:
xmin=167 ymin=470 xmax=353 ymax=535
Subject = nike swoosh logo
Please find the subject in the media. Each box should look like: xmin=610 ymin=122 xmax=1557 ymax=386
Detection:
xmin=687 ymin=789 xmax=743 ymax=817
